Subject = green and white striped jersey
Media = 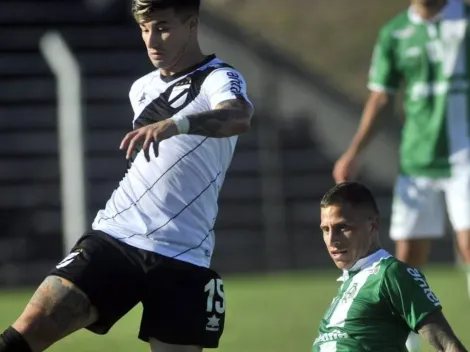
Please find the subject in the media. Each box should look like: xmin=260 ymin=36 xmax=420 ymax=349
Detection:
xmin=312 ymin=249 xmax=441 ymax=352
xmin=369 ymin=1 xmax=470 ymax=178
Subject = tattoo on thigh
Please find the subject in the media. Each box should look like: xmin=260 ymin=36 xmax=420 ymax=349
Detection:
xmin=27 ymin=276 xmax=96 ymax=330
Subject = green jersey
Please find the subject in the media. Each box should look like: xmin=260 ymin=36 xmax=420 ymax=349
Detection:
xmin=368 ymin=2 xmax=470 ymax=178
xmin=312 ymin=249 xmax=441 ymax=352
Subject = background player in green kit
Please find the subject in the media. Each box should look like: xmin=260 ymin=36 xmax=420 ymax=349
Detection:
xmin=333 ymin=1 xmax=470 ymax=349
xmin=313 ymin=182 xmax=466 ymax=352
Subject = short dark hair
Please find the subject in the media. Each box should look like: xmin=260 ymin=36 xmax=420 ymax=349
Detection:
xmin=132 ymin=0 xmax=201 ymax=22
xmin=320 ymin=182 xmax=379 ymax=215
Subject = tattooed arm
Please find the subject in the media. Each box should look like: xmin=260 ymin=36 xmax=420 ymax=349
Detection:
xmin=185 ymin=98 xmax=254 ymax=138
xmin=416 ymin=310 xmax=467 ymax=352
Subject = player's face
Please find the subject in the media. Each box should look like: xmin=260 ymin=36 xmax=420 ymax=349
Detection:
xmin=320 ymin=204 xmax=377 ymax=270
xmin=139 ymin=8 xmax=197 ymax=69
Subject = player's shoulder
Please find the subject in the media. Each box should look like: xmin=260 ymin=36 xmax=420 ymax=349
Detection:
xmin=197 ymin=57 xmax=244 ymax=82
xmin=378 ymin=10 xmax=413 ymax=40
xmin=381 ymin=256 xmax=422 ymax=280
xmin=129 ymin=70 xmax=159 ymax=97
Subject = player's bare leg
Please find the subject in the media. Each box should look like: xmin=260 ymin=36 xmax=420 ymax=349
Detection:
xmin=395 ymin=239 xmax=431 ymax=352
xmin=455 ymin=228 xmax=470 ymax=299
xmin=149 ymin=338 xmax=202 ymax=352
xmin=395 ymin=238 xmax=431 ymax=268
xmin=0 ymin=275 xmax=98 ymax=352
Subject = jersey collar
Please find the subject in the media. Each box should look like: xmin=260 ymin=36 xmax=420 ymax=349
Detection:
xmin=337 ymin=248 xmax=391 ymax=282
xmin=159 ymin=54 xmax=217 ymax=83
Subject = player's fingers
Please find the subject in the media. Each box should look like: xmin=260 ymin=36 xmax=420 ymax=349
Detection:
xmin=142 ymin=130 xmax=154 ymax=162
xmin=120 ymin=130 xmax=139 ymax=150
xmin=126 ymin=132 xmax=144 ymax=160
xmin=153 ymin=139 xmax=160 ymax=158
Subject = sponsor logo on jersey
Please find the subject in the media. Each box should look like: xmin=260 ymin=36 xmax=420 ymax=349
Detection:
xmin=226 ymin=71 xmax=245 ymax=100
xmin=406 ymin=268 xmax=440 ymax=307
xmin=314 ymin=329 xmax=349 ymax=345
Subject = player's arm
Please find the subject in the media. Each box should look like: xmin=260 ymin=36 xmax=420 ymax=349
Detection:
xmin=344 ymin=90 xmax=394 ymax=157
xmin=171 ymin=68 xmax=254 ymax=138
xmin=416 ymin=310 xmax=467 ymax=352
xmin=381 ymin=262 xmax=466 ymax=351
xmin=184 ymin=98 xmax=253 ymax=137
xmin=333 ymin=27 xmax=400 ymax=181
xmin=121 ymin=68 xmax=254 ymax=161
xmin=347 ymin=27 xmax=400 ymax=156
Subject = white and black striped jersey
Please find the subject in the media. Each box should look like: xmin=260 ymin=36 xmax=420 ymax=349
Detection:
xmin=91 ymin=55 xmax=252 ymax=268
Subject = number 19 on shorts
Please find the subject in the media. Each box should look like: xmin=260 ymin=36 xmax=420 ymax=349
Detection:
xmin=205 ymin=278 xmax=225 ymax=314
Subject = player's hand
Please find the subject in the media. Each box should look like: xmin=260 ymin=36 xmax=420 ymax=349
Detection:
xmin=120 ymin=119 xmax=178 ymax=162
xmin=333 ymin=151 xmax=359 ymax=183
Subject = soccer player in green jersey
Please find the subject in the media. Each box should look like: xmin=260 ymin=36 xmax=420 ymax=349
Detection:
xmin=313 ymin=182 xmax=466 ymax=352
xmin=333 ymin=1 xmax=470 ymax=349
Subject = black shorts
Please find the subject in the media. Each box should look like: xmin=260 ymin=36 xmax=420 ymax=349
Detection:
xmin=49 ymin=230 xmax=225 ymax=348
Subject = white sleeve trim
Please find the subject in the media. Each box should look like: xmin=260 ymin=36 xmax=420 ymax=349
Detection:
xmin=367 ymin=82 xmax=397 ymax=94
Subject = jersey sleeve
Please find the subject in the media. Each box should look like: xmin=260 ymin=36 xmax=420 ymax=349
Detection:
xmin=202 ymin=67 xmax=253 ymax=110
xmin=380 ymin=261 xmax=442 ymax=332
xmin=367 ymin=26 xmax=401 ymax=93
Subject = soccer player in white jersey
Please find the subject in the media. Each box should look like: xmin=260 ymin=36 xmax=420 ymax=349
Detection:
xmin=333 ymin=1 xmax=470 ymax=349
xmin=313 ymin=182 xmax=466 ymax=352
xmin=0 ymin=1 xmax=254 ymax=351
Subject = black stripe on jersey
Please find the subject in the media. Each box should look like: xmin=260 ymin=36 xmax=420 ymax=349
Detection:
xmin=128 ymin=60 xmax=233 ymax=165
xmin=143 ymin=170 xmax=222 ymax=238
xmin=98 ymin=137 xmax=209 ymax=223
xmin=133 ymin=62 xmax=234 ymax=129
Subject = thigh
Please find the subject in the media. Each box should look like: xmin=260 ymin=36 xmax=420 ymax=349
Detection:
xmin=149 ymin=338 xmax=202 ymax=352
xmin=50 ymin=230 xmax=143 ymax=335
xmin=390 ymin=175 xmax=445 ymax=240
xmin=139 ymin=256 xmax=226 ymax=349
xmin=445 ymin=168 xmax=470 ymax=232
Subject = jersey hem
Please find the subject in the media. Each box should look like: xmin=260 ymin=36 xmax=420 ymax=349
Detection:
xmin=399 ymin=166 xmax=452 ymax=179
xmin=95 ymin=227 xmax=211 ymax=268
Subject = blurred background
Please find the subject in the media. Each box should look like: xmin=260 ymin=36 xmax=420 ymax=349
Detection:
xmin=0 ymin=0 xmax=468 ymax=351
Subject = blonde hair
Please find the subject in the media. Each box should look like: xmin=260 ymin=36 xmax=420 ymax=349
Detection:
xmin=131 ymin=0 xmax=200 ymax=22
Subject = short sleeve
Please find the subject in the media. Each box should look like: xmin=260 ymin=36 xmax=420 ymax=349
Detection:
xmin=367 ymin=27 xmax=401 ymax=93
xmin=380 ymin=261 xmax=442 ymax=332
xmin=202 ymin=68 xmax=252 ymax=109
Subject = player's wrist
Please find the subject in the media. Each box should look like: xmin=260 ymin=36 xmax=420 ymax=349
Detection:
xmin=170 ymin=115 xmax=190 ymax=134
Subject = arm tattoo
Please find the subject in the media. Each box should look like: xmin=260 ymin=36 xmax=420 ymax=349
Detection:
xmin=417 ymin=310 xmax=467 ymax=352
xmin=25 ymin=275 xmax=97 ymax=334
xmin=187 ymin=99 xmax=253 ymax=137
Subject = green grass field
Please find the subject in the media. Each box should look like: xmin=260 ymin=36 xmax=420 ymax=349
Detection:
xmin=0 ymin=267 xmax=468 ymax=351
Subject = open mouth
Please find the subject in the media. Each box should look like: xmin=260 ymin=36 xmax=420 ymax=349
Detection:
xmin=331 ymin=249 xmax=348 ymax=259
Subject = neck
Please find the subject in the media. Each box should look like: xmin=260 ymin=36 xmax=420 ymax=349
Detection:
xmin=365 ymin=242 xmax=380 ymax=257
xmin=413 ymin=1 xmax=446 ymax=20
xmin=159 ymin=44 xmax=205 ymax=77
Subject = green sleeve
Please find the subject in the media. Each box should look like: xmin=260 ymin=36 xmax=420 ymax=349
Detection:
xmin=380 ymin=261 xmax=442 ymax=331
xmin=367 ymin=27 xmax=401 ymax=93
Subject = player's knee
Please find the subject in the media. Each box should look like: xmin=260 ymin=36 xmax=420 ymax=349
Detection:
xmin=0 ymin=326 xmax=33 ymax=352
